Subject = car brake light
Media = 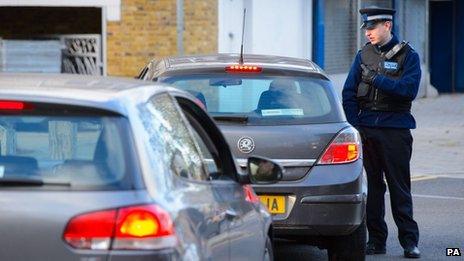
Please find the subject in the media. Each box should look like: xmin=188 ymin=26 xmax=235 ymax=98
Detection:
xmin=63 ymin=205 xmax=177 ymax=250
xmin=318 ymin=127 xmax=362 ymax=165
xmin=225 ymin=65 xmax=262 ymax=73
xmin=0 ymin=100 xmax=33 ymax=110
xmin=63 ymin=209 xmax=116 ymax=250
xmin=243 ymin=184 xmax=260 ymax=203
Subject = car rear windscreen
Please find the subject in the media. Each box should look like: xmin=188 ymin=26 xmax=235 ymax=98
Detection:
xmin=163 ymin=74 xmax=343 ymax=125
xmin=0 ymin=113 xmax=139 ymax=190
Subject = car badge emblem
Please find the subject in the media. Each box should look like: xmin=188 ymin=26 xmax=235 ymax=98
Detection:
xmin=237 ymin=136 xmax=255 ymax=154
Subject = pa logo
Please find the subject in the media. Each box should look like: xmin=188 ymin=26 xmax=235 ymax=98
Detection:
xmin=446 ymin=248 xmax=461 ymax=256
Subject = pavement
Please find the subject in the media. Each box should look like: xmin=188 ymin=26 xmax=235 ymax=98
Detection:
xmin=410 ymin=94 xmax=464 ymax=178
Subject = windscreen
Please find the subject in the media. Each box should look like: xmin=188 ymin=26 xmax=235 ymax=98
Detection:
xmin=0 ymin=115 xmax=138 ymax=190
xmin=163 ymin=74 xmax=342 ymax=125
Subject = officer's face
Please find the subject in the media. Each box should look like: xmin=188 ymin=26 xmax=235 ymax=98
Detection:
xmin=365 ymin=21 xmax=392 ymax=45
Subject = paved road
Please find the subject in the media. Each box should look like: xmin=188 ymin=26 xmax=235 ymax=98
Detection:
xmin=275 ymin=177 xmax=464 ymax=260
xmin=275 ymin=95 xmax=464 ymax=260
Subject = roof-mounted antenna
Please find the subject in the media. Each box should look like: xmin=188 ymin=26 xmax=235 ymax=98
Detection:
xmin=239 ymin=8 xmax=246 ymax=65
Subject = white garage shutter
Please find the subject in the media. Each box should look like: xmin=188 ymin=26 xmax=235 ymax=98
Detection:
xmin=324 ymin=0 xmax=358 ymax=74
xmin=1 ymin=40 xmax=61 ymax=73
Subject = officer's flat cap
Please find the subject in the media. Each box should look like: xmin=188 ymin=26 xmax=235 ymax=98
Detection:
xmin=359 ymin=7 xmax=395 ymax=29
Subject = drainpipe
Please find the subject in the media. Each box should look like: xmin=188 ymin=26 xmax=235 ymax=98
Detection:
xmin=177 ymin=0 xmax=184 ymax=56
xmin=312 ymin=0 xmax=324 ymax=69
xmin=101 ymin=7 xmax=107 ymax=76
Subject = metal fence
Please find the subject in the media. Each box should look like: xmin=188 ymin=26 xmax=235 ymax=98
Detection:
xmin=60 ymin=34 xmax=102 ymax=75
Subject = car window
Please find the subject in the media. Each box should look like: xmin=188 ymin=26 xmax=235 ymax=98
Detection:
xmin=163 ymin=74 xmax=340 ymax=125
xmin=0 ymin=115 xmax=138 ymax=190
xmin=189 ymin=127 xmax=219 ymax=175
xmin=181 ymin=110 xmax=235 ymax=181
xmin=138 ymin=93 xmax=210 ymax=181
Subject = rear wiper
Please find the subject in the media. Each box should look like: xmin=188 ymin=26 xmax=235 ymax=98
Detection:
xmin=0 ymin=177 xmax=71 ymax=187
xmin=212 ymin=115 xmax=248 ymax=123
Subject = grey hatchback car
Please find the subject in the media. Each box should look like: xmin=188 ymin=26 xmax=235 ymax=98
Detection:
xmin=139 ymin=54 xmax=367 ymax=260
xmin=0 ymin=73 xmax=281 ymax=260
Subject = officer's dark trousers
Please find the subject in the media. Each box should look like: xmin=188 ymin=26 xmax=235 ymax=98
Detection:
xmin=359 ymin=127 xmax=419 ymax=249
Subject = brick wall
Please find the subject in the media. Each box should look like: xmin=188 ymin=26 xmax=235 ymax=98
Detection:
xmin=184 ymin=0 xmax=218 ymax=55
xmin=107 ymin=0 xmax=218 ymax=77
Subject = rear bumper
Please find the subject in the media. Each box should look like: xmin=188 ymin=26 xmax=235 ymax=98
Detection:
xmin=272 ymin=194 xmax=365 ymax=236
xmin=252 ymin=159 xmax=366 ymax=237
xmin=109 ymin=249 xmax=178 ymax=260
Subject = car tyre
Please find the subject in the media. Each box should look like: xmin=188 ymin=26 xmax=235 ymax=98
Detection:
xmin=264 ymin=235 xmax=274 ymax=261
xmin=327 ymin=218 xmax=366 ymax=261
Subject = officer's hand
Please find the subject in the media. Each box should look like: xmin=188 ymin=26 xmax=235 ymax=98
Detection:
xmin=360 ymin=64 xmax=377 ymax=85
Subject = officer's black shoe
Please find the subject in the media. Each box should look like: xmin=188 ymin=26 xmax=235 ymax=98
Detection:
xmin=366 ymin=242 xmax=386 ymax=255
xmin=404 ymin=246 xmax=421 ymax=258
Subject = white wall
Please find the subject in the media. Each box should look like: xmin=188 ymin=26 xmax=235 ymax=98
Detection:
xmin=218 ymin=0 xmax=245 ymax=55
xmin=218 ymin=0 xmax=312 ymax=59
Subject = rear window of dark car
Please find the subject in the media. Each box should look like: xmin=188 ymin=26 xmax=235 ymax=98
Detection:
xmin=162 ymin=73 xmax=343 ymax=125
xmin=0 ymin=113 xmax=140 ymax=190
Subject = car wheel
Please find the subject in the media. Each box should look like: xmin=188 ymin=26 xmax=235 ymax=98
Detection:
xmin=264 ymin=235 xmax=274 ymax=261
xmin=327 ymin=218 xmax=366 ymax=261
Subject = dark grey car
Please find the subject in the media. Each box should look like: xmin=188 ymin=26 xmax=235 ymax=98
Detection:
xmin=0 ymin=73 xmax=281 ymax=260
xmin=139 ymin=54 xmax=367 ymax=260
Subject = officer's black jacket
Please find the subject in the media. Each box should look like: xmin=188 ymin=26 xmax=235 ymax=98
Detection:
xmin=342 ymin=34 xmax=421 ymax=129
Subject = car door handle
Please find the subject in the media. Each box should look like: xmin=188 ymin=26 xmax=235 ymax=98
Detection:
xmin=225 ymin=209 xmax=238 ymax=219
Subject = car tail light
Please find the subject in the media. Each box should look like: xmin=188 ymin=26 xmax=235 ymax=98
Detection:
xmin=243 ymin=184 xmax=260 ymax=203
xmin=63 ymin=204 xmax=177 ymax=250
xmin=63 ymin=209 xmax=116 ymax=250
xmin=113 ymin=205 xmax=176 ymax=250
xmin=225 ymin=65 xmax=262 ymax=73
xmin=318 ymin=127 xmax=361 ymax=165
xmin=0 ymin=100 xmax=34 ymax=110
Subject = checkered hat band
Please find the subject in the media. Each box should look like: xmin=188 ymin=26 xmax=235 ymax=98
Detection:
xmin=366 ymin=14 xmax=393 ymax=21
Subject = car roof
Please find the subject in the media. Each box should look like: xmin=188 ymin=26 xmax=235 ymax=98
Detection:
xmin=0 ymin=73 xmax=178 ymax=115
xmin=149 ymin=53 xmax=327 ymax=77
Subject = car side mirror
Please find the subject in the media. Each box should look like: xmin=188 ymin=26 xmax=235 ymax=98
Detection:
xmin=247 ymin=156 xmax=283 ymax=184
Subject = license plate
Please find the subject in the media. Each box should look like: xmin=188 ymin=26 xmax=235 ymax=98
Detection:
xmin=258 ymin=195 xmax=286 ymax=214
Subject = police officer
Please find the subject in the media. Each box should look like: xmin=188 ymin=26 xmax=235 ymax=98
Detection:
xmin=342 ymin=7 xmax=421 ymax=258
